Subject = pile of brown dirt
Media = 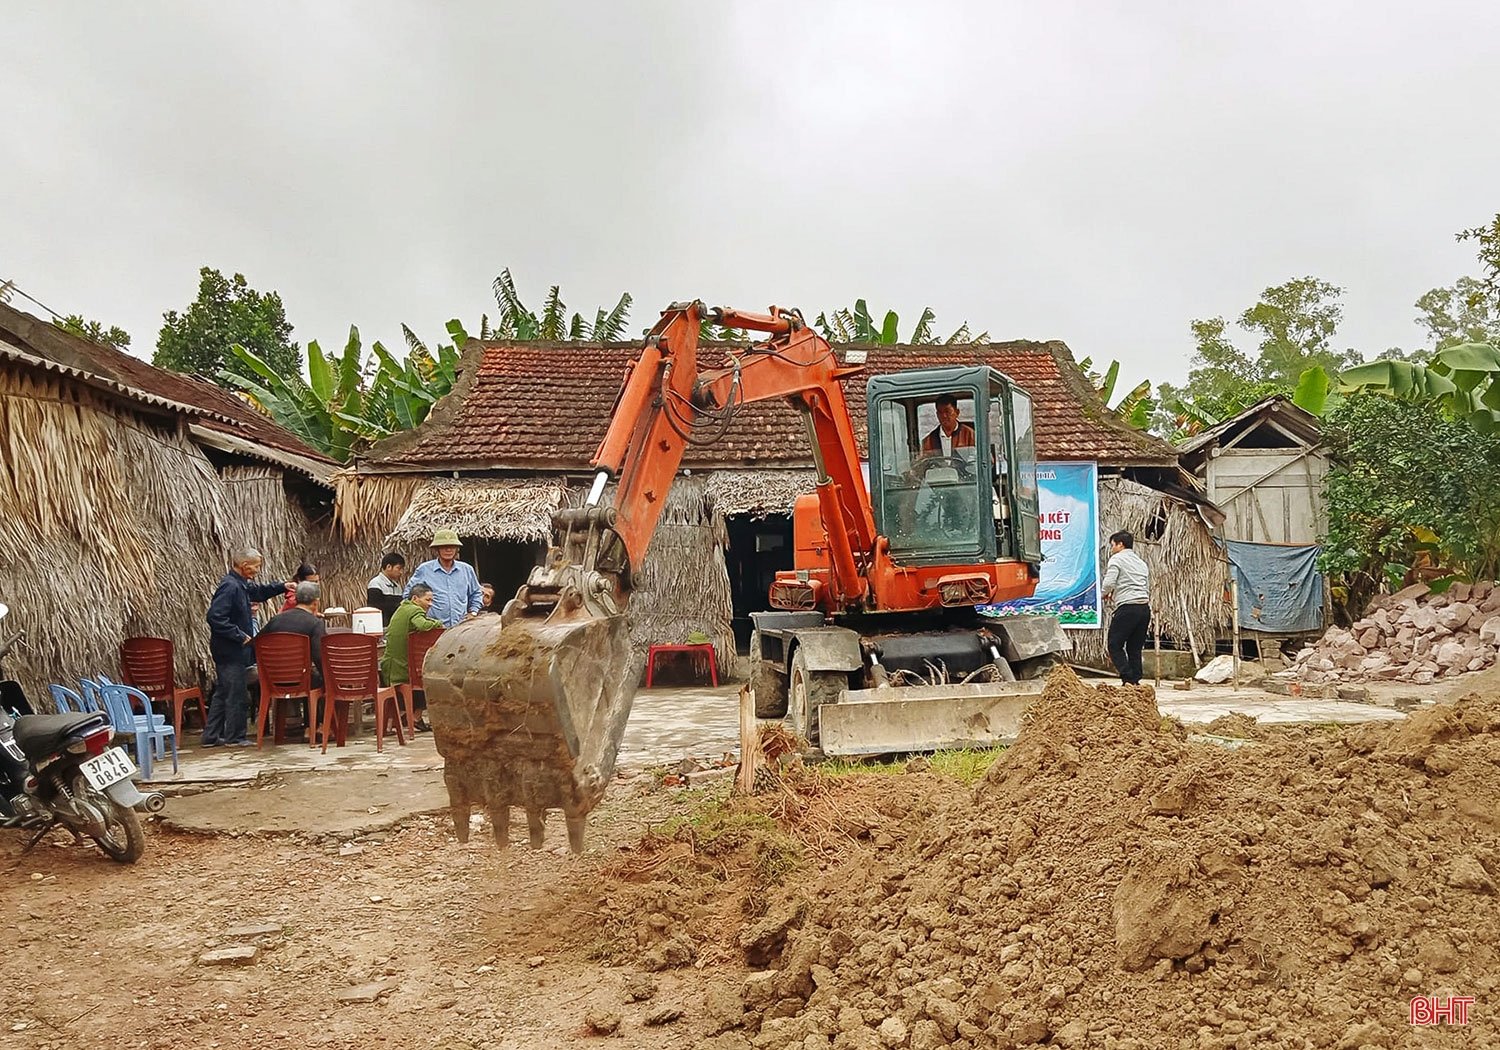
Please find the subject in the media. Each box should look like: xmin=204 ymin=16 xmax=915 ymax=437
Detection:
xmin=659 ymin=667 xmax=1499 ymax=1049
xmin=1200 ymin=711 xmax=1268 ymax=741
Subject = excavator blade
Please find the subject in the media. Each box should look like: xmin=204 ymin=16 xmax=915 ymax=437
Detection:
xmin=817 ymin=680 xmax=1045 ymax=758
xmin=422 ymin=610 xmax=639 ymax=854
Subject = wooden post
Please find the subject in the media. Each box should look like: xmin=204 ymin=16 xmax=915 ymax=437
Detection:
xmin=1180 ymin=595 xmax=1201 ymax=669
xmin=1153 ymin=624 xmax=1162 ymax=687
xmin=736 ymin=684 xmax=760 ymax=795
xmin=1231 ymin=577 xmax=1242 ymax=687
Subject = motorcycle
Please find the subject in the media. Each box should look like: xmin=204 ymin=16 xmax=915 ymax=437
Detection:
xmin=0 ymin=602 xmax=164 ymax=863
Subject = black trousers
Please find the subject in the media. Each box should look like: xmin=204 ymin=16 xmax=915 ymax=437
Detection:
xmin=1108 ymin=602 xmax=1151 ymax=685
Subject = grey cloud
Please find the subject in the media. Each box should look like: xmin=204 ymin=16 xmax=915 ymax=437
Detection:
xmin=3 ymin=1 xmax=1497 ymax=394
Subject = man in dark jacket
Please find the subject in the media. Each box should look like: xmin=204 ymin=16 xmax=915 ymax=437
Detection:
xmin=203 ymin=548 xmax=289 ymax=747
xmin=261 ymin=581 xmax=328 ymax=688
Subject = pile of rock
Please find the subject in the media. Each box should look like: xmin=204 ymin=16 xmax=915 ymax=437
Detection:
xmin=1296 ymin=581 xmax=1500 ymax=684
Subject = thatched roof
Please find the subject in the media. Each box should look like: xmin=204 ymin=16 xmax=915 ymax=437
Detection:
xmin=0 ymin=302 xmax=336 ymax=484
xmin=385 ymin=476 xmax=567 ymax=545
xmin=703 ymin=468 xmax=818 ymax=518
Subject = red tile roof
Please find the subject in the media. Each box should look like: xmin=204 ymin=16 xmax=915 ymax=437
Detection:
xmin=365 ymin=339 xmax=1175 ymax=469
xmin=0 ymin=302 xmax=335 ymax=470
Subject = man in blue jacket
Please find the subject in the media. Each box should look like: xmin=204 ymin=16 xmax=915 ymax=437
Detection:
xmin=203 ymin=548 xmax=290 ymax=747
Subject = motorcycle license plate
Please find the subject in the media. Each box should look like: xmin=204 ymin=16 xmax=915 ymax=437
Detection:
xmin=80 ymin=748 xmax=138 ymax=790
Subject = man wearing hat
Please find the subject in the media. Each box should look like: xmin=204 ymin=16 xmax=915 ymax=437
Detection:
xmin=403 ymin=529 xmax=483 ymax=628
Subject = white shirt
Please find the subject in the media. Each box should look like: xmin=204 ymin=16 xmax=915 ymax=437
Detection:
xmin=1102 ymin=549 xmax=1151 ymax=606
xmin=367 ymin=572 xmax=401 ymax=598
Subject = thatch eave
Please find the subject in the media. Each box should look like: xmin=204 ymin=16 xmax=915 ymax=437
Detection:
xmin=1 ymin=336 xmax=222 ymax=427
xmin=384 ymin=476 xmax=567 ymax=545
xmin=188 ymin=424 xmax=335 ymax=487
xmin=704 ymin=468 xmax=818 ymax=518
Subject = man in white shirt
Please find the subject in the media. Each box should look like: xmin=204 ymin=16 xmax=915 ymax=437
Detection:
xmin=366 ymin=552 xmax=406 ymax=626
xmin=1101 ymin=530 xmax=1151 ymax=685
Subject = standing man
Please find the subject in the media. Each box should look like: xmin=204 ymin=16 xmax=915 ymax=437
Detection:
xmin=1101 ymin=530 xmax=1151 ymax=686
xmin=404 ymin=529 xmax=482 ymax=628
xmin=367 ymin=552 xmax=407 ymax=626
xmin=204 ymin=548 xmax=289 ymax=747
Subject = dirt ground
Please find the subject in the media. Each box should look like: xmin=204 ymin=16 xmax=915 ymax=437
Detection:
xmin=2 ymin=782 xmax=733 ymax=1050
xmin=4 ymin=671 xmax=1497 ymax=1050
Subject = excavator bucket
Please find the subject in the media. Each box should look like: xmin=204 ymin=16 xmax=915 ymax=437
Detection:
xmin=422 ymin=609 xmax=639 ymax=854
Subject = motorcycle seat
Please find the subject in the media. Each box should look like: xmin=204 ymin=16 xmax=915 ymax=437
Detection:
xmin=13 ymin=712 xmax=110 ymax=761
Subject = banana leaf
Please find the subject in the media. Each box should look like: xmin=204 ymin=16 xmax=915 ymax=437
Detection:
xmin=306 ymin=339 xmax=333 ymax=403
xmin=1291 ymin=366 xmax=1330 ymax=416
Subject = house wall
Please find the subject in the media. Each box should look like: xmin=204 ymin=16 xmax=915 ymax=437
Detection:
xmin=1206 ymin=448 xmax=1329 ymax=545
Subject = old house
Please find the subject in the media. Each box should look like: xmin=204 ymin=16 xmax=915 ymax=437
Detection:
xmin=1178 ymin=396 xmax=1329 ymax=637
xmin=336 ymin=338 xmax=1228 ymax=672
xmin=0 ymin=303 xmax=343 ymax=702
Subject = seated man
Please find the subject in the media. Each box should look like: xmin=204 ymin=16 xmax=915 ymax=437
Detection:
xmin=920 ymin=393 xmax=976 ymax=458
xmin=261 ymin=581 xmax=328 ymax=687
xmin=912 ymin=394 xmax=978 ymax=534
xmin=381 ymin=582 xmax=446 ymax=732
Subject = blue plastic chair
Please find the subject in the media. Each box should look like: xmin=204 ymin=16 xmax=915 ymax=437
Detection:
xmin=98 ymin=682 xmax=179 ymax=779
xmin=48 ymin=684 xmax=85 ymax=713
xmin=78 ymin=677 xmax=111 ymax=714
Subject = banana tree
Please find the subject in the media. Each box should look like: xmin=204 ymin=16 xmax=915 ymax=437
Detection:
xmin=1077 ymin=355 xmax=1155 ymax=428
xmin=490 ymin=269 xmax=635 ymax=341
xmin=1340 ymin=341 xmax=1500 ymax=433
xmin=815 ymin=299 xmax=989 ymax=345
xmin=222 ymin=323 xmax=463 ymax=461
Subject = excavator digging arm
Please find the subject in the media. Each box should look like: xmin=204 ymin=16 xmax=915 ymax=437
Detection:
xmin=519 ymin=300 xmax=875 ymax=622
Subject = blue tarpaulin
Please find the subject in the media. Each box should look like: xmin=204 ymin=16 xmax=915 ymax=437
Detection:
xmin=1221 ymin=540 xmax=1325 ymax=634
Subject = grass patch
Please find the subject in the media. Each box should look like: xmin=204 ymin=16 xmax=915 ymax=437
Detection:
xmin=635 ymin=793 xmax=803 ymax=891
xmin=819 ymin=747 xmax=1002 ymax=784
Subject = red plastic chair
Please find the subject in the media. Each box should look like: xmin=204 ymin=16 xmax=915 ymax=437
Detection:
xmin=120 ymin=637 xmax=207 ymax=737
xmin=253 ymin=633 xmax=324 ymax=748
xmin=394 ymin=628 xmax=444 ymax=731
xmin=320 ymin=634 xmax=405 ymax=754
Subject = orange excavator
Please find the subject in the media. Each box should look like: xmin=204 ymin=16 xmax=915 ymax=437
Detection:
xmin=423 ymin=302 xmax=1069 ymax=851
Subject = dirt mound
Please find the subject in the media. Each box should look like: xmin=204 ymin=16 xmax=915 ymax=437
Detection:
xmin=711 ymin=666 xmax=1500 ymax=1049
xmin=1201 ymin=711 xmax=1267 ymax=740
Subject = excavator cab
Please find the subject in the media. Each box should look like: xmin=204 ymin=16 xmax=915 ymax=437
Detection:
xmin=868 ymin=365 xmax=1042 ymax=568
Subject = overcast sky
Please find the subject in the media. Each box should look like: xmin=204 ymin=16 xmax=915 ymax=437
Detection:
xmin=4 ymin=2 xmax=1497 ymax=391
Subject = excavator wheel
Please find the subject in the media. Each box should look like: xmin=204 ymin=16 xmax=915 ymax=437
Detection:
xmin=786 ymin=647 xmax=846 ymax=748
xmin=750 ymin=627 xmax=790 ymax=719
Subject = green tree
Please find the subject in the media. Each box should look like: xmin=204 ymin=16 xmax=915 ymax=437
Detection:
xmin=1076 ymin=356 xmax=1154 ymax=428
xmin=55 ymin=314 xmax=131 ymax=351
xmin=1459 ymin=212 xmax=1500 ymax=294
xmin=155 ymin=268 xmax=300 ymax=384
xmin=1157 ymin=277 xmax=1362 ymax=438
xmin=1322 ymin=392 xmax=1500 ymax=615
xmin=1412 ymin=277 xmax=1500 ymax=353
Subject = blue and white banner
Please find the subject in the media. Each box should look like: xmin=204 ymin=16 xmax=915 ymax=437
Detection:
xmin=983 ymin=460 xmax=1100 ymax=628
